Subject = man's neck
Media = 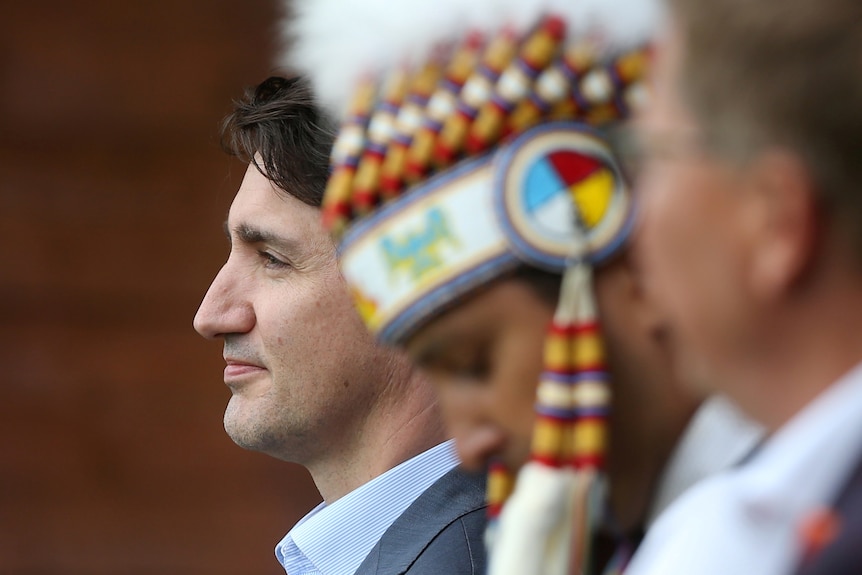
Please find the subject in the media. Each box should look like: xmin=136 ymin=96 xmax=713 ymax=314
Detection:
xmin=738 ymin=272 xmax=862 ymax=431
xmin=307 ymin=380 xmax=447 ymax=503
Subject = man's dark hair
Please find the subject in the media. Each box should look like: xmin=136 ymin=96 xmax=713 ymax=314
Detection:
xmin=221 ymin=75 xmax=336 ymax=207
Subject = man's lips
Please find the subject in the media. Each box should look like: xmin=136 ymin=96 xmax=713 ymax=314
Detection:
xmin=223 ymin=359 xmax=266 ymax=380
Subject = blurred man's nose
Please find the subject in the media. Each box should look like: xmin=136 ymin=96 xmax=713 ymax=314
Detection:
xmin=431 ymin=376 xmax=511 ymax=471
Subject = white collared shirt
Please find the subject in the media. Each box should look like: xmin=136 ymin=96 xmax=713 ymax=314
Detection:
xmin=275 ymin=440 xmax=459 ymax=575
xmin=646 ymin=394 xmax=765 ymax=526
xmin=627 ymin=361 xmax=862 ymax=575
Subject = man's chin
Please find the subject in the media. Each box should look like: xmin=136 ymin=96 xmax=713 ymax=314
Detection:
xmin=222 ymin=403 xmax=303 ymax=461
xmin=223 ymin=403 xmax=271 ymax=452
xmin=651 ymin=323 xmax=716 ymax=398
xmin=223 ymin=419 xmax=259 ymax=451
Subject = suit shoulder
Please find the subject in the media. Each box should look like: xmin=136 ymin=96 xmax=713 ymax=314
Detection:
xmin=405 ymin=506 xmax=487 ymax=575
xmin=355 ymin=467 xmax=488 ymax=575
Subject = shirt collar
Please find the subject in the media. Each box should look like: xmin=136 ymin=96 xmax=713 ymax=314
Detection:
xmin=647 ymin=394 xmax=765 ymax=526
xmin=736 ymin=360 xmax=862 ymax=519
xmin=276 ymin=439 xmax=459 ymax=575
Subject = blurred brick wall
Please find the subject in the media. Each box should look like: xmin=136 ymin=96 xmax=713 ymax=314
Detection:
xmin=0 ymin=2 xmax=322 ymax=573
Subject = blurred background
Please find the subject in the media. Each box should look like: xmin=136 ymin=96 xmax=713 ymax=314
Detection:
xmin=0 ymin=1 xmax=322 ymax=573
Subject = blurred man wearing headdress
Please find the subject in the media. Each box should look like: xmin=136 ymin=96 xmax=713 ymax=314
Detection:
xmin=194 ymin=77 xmax=488 ymax=575
xmin=624 ymin=0 xmax=862 ymax=574
xmin=289 ymin=0 xmax=762 ymax=573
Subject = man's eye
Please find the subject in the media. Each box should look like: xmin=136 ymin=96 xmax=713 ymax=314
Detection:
xmin=259 ymin=251 xmax=290 ymax=269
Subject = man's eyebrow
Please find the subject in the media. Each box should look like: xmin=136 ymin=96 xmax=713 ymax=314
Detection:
xmin=224 ymin=221 xmax=301 ymax=252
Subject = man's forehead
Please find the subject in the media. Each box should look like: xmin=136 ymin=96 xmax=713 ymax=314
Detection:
xmin=228 ymin=168 xmax=320 ymax=230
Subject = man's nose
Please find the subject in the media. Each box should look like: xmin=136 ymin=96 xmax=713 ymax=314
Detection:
xmin=193 ymin=263 xmax=255 ymax=339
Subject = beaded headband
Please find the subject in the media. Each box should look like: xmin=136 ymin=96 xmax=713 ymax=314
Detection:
xmin=339 ymin=120 xmax=633 ymax=344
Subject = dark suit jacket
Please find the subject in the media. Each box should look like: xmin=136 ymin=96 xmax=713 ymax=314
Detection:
xmin=793 ymin=448 xmax=862 ymax=575
xmin=354 ymin=467 xmax=488 ymax=575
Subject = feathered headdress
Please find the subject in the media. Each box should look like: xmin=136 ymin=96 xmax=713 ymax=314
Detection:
xmin=288 ymin=1 xmax=662 ymax=573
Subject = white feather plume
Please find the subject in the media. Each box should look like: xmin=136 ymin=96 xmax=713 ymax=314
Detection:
xmin=284 ymin=0 xmax=665 ymax=117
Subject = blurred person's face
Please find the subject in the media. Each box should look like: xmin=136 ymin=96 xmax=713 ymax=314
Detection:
xmin=593 ymin=252 xmax=699 ymax=529
xmin=407 ymin=277 xmax=552 ymax=473
xmin=632 ymin=23 xmax=760 ymax=395
xmin=407 ymin=254 xmax=696 ymax=520
xmin=194 ymin=163 xmax=391 ymax=462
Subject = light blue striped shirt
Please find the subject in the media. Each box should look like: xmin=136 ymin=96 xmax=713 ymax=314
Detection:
xmin=275 ymin=439 xmax=459 ymax=575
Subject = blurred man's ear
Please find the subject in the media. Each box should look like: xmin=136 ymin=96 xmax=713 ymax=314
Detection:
xmin=743 ymin=150 xmax=819 ymax=302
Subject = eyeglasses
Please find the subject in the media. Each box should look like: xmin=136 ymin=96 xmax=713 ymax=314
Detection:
xmin=606 ymin=125 xmax=706 ymax=182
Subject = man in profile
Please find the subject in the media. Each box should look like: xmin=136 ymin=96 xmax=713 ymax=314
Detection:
xmin=194 ymin=76 xmax=487 ymax=575
xmin=627 ymin=0 xmax=862 ymax=573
